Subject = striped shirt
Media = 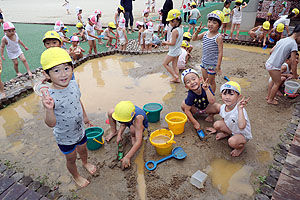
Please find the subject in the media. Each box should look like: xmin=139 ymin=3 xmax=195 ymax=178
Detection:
xmin=202 ymin=32 xmax=220 ymax=66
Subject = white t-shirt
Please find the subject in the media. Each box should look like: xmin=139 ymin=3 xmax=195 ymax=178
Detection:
xmin=190 ymin=8 xmax=201 ymax=20
xmin=164 ymin=24 xmax=172 ymax=42
xmin=85 ymin=23 xmax=95 ymax=40
xmin=274 ymin=15 xmax=290 ymax=27
xmin=220 ymin=104 xmax=252 ymax=140
xmin=178 ymin=47 xmax=187 ymax=69
xmin=266 ymin=37 xmax=298 ymax=69
xmin=144 ymin=29 xmax=153 ymax=44
xmin=117 ymin=28 xmax=126 ymax=42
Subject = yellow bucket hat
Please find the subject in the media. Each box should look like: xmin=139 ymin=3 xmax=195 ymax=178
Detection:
xmin=181 ymin=40 xmax=190 ymax=48
xmin=207 ymin=10 xmax=224 ymax=23
xmin=42 ymin=31 xmax=62 ymax=43
xmin=76 ymin=22 xmax=83 ymax=28
xmin=166 ymin=9 xmax=181 ymax=21
xmin=119 ymin=5 xmax=125 ymax=12
xmin=220 ymin=81 xmax=241 ymax=94
xmin=262 ymin=21 xmax=270 ymax=30
xmin=112 ymin=101 xmax=136 ymax=122
xmin=108 ymin=22 xmax=116 ymax=29
xmin=276 ymin=23 xmax=284 ymax=33
xmin=40 ymin=47 xmax=72 ymax=71
xmin=183 ymin=32 xmax=192 ymax=39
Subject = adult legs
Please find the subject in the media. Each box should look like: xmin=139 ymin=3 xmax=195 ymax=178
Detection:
xmin=124 ymin=11 xmax=130 ymax=33
xmin=129 ymin=11 xmax=134 ymax=32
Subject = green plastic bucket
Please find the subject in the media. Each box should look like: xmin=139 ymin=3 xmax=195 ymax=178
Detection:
xmin=143 ymin=103 xmax=163 ymax=123
xmin=85 ymin=127 xmax=104 ymax=151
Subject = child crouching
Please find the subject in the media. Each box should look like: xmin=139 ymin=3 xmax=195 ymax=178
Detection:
xmin=207 ymin=81 xmax=252 ymax=157
xmin=181 ymin=69 xmax=219 ymax=132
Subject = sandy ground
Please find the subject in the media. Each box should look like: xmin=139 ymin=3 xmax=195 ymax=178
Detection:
xmin=1 ymin=0 xmax=182 ymax=25
xmin=0 ymin=40 xmax=298 ymax=199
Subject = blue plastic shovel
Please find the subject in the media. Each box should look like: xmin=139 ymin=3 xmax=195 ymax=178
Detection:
xmin=262 ymin=45 xmax=268 ymax=50
xmin=197 ymin=130 xmax=205 ymax=139
xmin=145 ymin=147 xmax=187 ymax=171
xmin=224 ymin=76 xmax=230 ymax=81
xmin=269 ymin=38 xmax=274 ymax=42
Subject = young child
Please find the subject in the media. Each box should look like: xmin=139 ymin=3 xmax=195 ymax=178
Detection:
xmin=265 ymin=25 xmax=300 ymax=105
xmin=74 ymin=22 xmax=87 ymax=42
xmin=43 ymin=31 xmax=62 ymax=49
xmin=76 ymin=7 xmax=84 ymax=26
xmin=273 ymin=8 xmax=299 ymax=37
xmin=103 ymin=22 xmax=118 ymax=48
xmin=156 ymin=9 xmax=164 ymax=37
xmin=266 ymin=1 xmax=275 ymax=21
xmin=85 ymin=15 xmax=99 ymax=54
xmin=151 ymin=0 xmax=156 ymax=13
xmin=188 ymin=2 xmax=201 ymax=34
xmin=54 ymin=21 xmax=70 ymax=50
xmin=40 ymin=47 xmax=96 ymax=187
xmin=143 ymin=9 xmax=152 ymax=28
xmin=279 ymin=1 xmax=287 ymax=16
xmin=162 ymin=9 xmax=183 ymax=83
xmin=69 ymin=36 xmax=85 ymax=61
xmin=143 ymin=22 xmax=154 ymax=51
xmin=183 ymin=32 xmax=193 ymax=54
xmin=267 ymin=53 xmax=299 ymax=98
xmin=95 ymin=10 xmax=103 ymax=44
xmin=62 ymin=0 xmax=70 ymax=15
xmin=177 ymin=41 xmax=190 ymax=70
xmin=181 ymin=0 xmax=192 ymax=23
xmin=192 ymin=10 xmax=224 ymax=93
xmin=0 ymin=58 xmax=5 ymax=98
xmin=115 ymin=5 xmax=125 ymax=28
xmin=105 ymin=101 xmax=148 ymax=169
xmin=0 ymin=8 xmax=3 ymax=27
xmin=207 ymin=81 xmax=252 ymax=157
xmin=117 ymin=18 xmax=128 ymax=51
xmin=248 ymin=21 xmax=270 ymax=47
xmin=230 ymin=0 xmax=248 ymax=40
xmin=181 ymin=69 xmax=219 ymax=131
xmin=0 ymin=22 xmax=32 ymax=77
xmin=137 ymin=21 xmax=145 ymax=51
xmin=221 ymin=0 xmax=231 ymax=36
xmin=269 ymin=23 xmax=284 ymax=44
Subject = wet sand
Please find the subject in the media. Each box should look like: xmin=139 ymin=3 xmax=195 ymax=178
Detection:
xmin=0 ymin=41 xmax=297 ymax=199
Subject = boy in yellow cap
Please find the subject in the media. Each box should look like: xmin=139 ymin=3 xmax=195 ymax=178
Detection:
xmin=187 ymin=2 xmax=201 ymax=34
xmin=177 ymin=41 xmax=190 ymax=70
xmin=207 ymin=81 xmax=252 ymax=157
xmin=40 ymin=47 xmax=95 ymax=187
xmin=269 ymin=23 xmax=284 ymax=43
xmin=273 ymin=8 xmax=299 ymax=36
xmin=43 ymin=31 xmax=62 ymax=49
xmin=248 ymin=21 xmax=271 ymax=47
xmin=105 ymin=101 xmax=148 ymax=169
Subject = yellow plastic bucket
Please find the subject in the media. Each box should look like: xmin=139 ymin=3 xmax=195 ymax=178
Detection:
xmin=165 ymin=112 xmax=187 ymax=135
xmin=149 ymin=129 xmax=176 ymax=156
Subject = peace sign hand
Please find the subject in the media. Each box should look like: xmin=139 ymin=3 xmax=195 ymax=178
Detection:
xmin=41 ymin=90 xmax=54 ymax=110
xmin=201 ymin=78 xmax=209 ymax=91
xmin=238 ymin=96 xmax=250 ymax=109
xmin=196 ymin=22 xmax=205 ymax=33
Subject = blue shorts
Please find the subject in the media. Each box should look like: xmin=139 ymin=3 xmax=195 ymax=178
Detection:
xmin=58 ymin=135 xmax=87 ymax=155
xmin=200 ymin=63 xmax=217 ymax=75
xmin=189 ymin=19 xmax=197 ymax=25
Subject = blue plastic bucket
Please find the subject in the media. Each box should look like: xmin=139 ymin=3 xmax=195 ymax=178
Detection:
xmin=143 ymin=103 xmax=163 ymax=123
xmin=85 ymin=127 xmax=104 ymax=151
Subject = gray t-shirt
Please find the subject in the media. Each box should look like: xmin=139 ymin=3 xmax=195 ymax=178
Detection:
xmin=49 ymin=80 xmax=84 ymax=145
xmin=266 ymin=37 xmax=298 ymax=69
xmin=190 ymin=8 xmax=201 ymax=20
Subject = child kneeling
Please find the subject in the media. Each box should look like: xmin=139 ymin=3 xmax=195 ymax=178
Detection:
xmin=181 ymin=69 xmax=219 ymax=132
xmin=207 ymin=81 xmax=252 ymax=157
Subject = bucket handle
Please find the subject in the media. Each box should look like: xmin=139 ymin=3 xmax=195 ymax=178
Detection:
xmin=93 ymin=137 xmax=104 ymax=144
xmin=167 ymin=140 xmax=176 ymax=144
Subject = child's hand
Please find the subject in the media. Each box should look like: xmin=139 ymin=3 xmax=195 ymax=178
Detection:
xmin=238 ymin=96 xmax=250 ymax=109
xmin=84 ymin=119 xmax=93 ymax=127
xmin=193 ymin=122 xmax=201 ymax=131
xmin=196 ymin=22 xmax=205 ymax=33
xmin=25 ymin=47 xmax=29 ymax=51
xmin=121 ymin=156 xmax=130 ymax=170
xmin=41 ymin=90 xmax=54 ymax=110
xmin=201 ymin=78 xmax=209 ymax=91
xmin=117 ymin=134 xmax=122 ymax=144
xmin=162 ymin=41 xmax=167 ymax=45
xmin=1 ymin=55 xmax=5 ymax=61
xmin=216 ymin=68 xmax=222 ymax=76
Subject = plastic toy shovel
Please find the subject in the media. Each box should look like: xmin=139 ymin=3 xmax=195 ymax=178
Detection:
xmin=145 ymin=147 xmax=187 ymax=171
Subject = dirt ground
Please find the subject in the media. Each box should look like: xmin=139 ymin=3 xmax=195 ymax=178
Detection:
xmin=0 ymin=41 xmax=297 ymax=199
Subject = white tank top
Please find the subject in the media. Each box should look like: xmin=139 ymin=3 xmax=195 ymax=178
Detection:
xmin=4 ymin=33 xmax=23 ymax=59
xmin=168 ymin=26 xmax=183 ymax=57
xmin=117 ymin=28 xmax=125 ymax=42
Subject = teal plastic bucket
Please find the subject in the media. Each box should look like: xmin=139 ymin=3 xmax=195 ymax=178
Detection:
xmin=143 ymin=103 xmax=163 ymax=123
xmin=85 ymin=127 xmax=104 ymax=151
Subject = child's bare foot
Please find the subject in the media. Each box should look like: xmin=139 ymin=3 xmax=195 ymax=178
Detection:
xmin=267 ymin=99 xmax=279 ymax=105
xmin=83 ymin=163 xmax=97 ymax=175
xmin=252 ymin=39 xmax=256 ymax=42
xmin=73 ymin=176 xmax=90 ymax=187
xmin=121 ymin=157 xmax=130 ymax=170
xmin=98 ymin=42 xmax=104 ymax=45
xmin=235 ymin=37 xmax=239 ymax=40
xmin=205 ymin=115 xmax=214 ymax=122
xmin=17 ymin=72 xmax=23 ymax=77
xmin=205 ymin=127 xmax=217 ymax=135
xmin=216 ymin=132 xmax=229 ymax=140
xmin=276 ymin=91 xmax=283 ymax=96
xmin=265 ymin=96 xmax=278 ymax=101
xmin=230 ymin=147 xmax=244 ymax=157
xmin=105 ymin=131 xmax=117 ymax=142
xmin=28 ymin=71 xmax=33 ymax=77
